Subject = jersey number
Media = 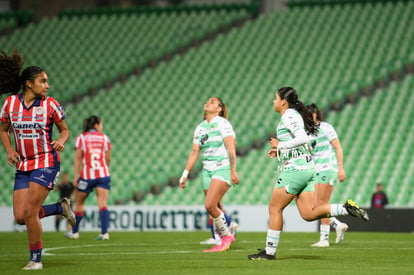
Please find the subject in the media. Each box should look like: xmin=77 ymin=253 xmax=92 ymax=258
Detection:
xmin=91 ymin=153 xmax=101 ymax=169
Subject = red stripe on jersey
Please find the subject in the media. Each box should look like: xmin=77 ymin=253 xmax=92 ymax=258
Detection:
xmin=0 ymin=94 xmax=65 ymax=171
xmin=75 ymin=131 xmax=111 ymax=180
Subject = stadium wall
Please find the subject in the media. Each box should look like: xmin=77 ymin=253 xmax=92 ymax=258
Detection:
xmin=339 ymin=208 xmax=414 ymax=233
xmin=0 ymin=205 xmax=318 ymax=232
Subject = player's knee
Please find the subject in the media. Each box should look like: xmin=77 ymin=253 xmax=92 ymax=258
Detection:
xmin=204 ymin=201 xmax=216 ymax=214
xmin=301 ymin=213 xmax=315 ymax=222
xmin=14 ymin=217 xmax=25 ymax=225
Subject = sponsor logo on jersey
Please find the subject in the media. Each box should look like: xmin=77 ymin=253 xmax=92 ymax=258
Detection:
xmin=18 ymin=133 xmax=40 ymax=139
xmin=12 ymin=122 xmax=43 ymax=129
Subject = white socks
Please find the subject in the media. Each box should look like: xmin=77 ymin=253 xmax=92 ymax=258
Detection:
xmin=319 ymin=224 xmax=330 ymax=241
xmin=213 ymin=212 xmax=230 ymax=237
xmin=330 ymin=204 xmax=349 ymax=216
xmin=330 ymin=217 xmax=341 ymax=229
xmin=265 ymin=229 xmax=281 ymax=256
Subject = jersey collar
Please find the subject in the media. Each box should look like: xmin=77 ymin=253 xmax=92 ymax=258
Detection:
xmin=19 ymin=93 xmax=43 ymax=110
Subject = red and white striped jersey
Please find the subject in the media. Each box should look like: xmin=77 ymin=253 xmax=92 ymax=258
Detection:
xmin=75 ymin=130 xmax=111 ymax=180
xmin=0 ymin=94 xmax=65 ymax=171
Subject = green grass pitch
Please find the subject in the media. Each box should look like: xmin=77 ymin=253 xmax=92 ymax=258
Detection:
xmin=0 ymin=231 xmax=413 ymax=274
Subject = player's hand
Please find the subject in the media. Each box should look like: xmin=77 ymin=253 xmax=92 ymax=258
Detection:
xmin=231 ymin=171 xmax=240 ymax=187
xmin=338 ymin=167 xmax=346 ymax=182
xmin=268 ymin=149 xmax=279 ymax=159
xmin=51 ymin=140 xmax=65 ymax=151
xmin=270 ymin=137 xmax=279 ymax=149
xmin=179 ymin=169 xmax=189 ymax=189
xmin=7 ymin=151 xmax=21 ymax=166
xmin=179 ymin=177 xmax=187 ymax=189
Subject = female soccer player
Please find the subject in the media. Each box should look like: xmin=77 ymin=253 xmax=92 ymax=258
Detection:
xmin=66 ymin=115 xmax=111 ymax=240
xmin=248 ymin=87 xmax=368 ymax=260
xmin=0 ymin=48 xmax=74 ymax=270
xmin=179 ymin=97 xmax=239 ymax=252
xmin=307 ymin=103 xmax=348 ymax=247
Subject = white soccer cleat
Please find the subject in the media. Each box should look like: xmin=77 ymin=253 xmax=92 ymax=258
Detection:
xmin=96 ymin=233 xmax=110 ymax=240
xmin=311 ymin=240 xmax=330 ymax=247
xmin=335 ymin=223 xmax=349 ymax=244
xmin=230 ymin=221 xmax=239 ymax=238
xmin=65 ymin=232 xmax=79 ymax=239
xmin=200 ymin=237 xmax=220 ymax=245
xmin=22 ymin=261 xmax=43 ymax=270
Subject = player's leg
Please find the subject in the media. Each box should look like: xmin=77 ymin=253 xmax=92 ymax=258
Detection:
xmin=22 ymin=181 xmax=49 ymax=270
xmin=66 ymin=187 xmax=88 ymax=239
xmin=296 ymin=191 xmax=369 ymax=222
xmin=203 ymin=178 xmax=234 ymax=252
xmin=96 ymin=185 xmax=110 ymax=240
xmin=312 ymin=182 xmax=334 ymax=247
xmin=13 ymin=170 xmax=30 ymax=225
xmin=248 ymin=186 xmax=294 ymax=260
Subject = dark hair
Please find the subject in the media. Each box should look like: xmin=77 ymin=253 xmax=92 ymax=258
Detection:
xmin=0 ymin=48 xmax=44 ymax=95
xmin=307 ymin=103 xmax=324 ymax=121
xmin=83 ymin=115 xmax=102 ymax=132
xmin=215 ymin=97 xmax=228 ymax=119
xmin=278 ymin=87 xmax=318 ymax=135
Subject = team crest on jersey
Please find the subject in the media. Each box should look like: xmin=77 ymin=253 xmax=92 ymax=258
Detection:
xmin=35 ymin=107 xmax=45 ymax=115
xmin=200 ymin=134 xmax=209 ymax=145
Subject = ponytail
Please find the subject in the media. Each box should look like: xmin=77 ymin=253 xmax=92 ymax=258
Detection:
xmin=307 ymin=102 xmax=324 ymax=121
xmin=0 ymin=48 xmax=25 ymax=95
xmin=215 ymin=97 xmax=228 ymax=119
xmin=278 ymin=87 xmax=318 ymax=135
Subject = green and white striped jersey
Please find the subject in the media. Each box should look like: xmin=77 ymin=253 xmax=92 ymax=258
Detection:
xmin=276 ymin=109 xmax=312 ymax=170
xmin=308 ymin=121 xmax=338 ymax=172
xmin=193 ymin=115 xmax=235 ymax=171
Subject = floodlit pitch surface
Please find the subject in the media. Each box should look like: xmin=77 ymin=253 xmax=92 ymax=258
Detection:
xmin=0 ymin=231 xmax=412 ymax=274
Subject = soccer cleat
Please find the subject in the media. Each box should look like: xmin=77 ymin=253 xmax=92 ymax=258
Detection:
xmin=59 ymin=197 xmax=76 ymax=226
xmin=335 ymin=223 xmax=349 ymax=244
xmin=203 ymin=235 xmax=234 ymax=252
xmin=230 ymin=221 xmax=239 ymax=239
xmin=96 ymin=233 xmax=110 ymax=240
xmin=311 ymin=240 xmax=330 ymax=247
xmin=22 ymin=261 xmax=43 ymax=270
xmin=344 ymin=199 xmax=369 ymax=221
xmin=248 ymin=249 xmax=276 ymax=260
xmin=220 ymin=235 xmax=235 ymax=250
xmin=200 ymin=238 xmax=220 ymax=245
xmin=65 ymin=232 xmax=79 ymax=239
xmin=203 ymin=244 xmax=226 ymax=252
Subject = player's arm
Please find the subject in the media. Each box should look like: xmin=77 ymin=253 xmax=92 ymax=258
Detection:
xmin=73 ymin=148 xmax=83 ymax=188
xmin=224 ymin=135 xmax=239 ymax=186
xmin=0 ymin=121 xmax=20 ymax=166
xmin=179 ymin=144 xmax=200 ymax=189
xmin=331 ymin=138 xmax=346 ymax=182
xmin=51 ymin=120 xmax=70 ymax=152
xmin=105 ymin=150 xmax=111 ymax=167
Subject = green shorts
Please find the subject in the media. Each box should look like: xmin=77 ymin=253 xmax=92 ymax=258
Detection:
xmin=315 ymin=170 xmax=337 ymax=186
xmin=275 ymin=167 xmax=316 ymax=195
xmin=202 ymin=166 xmax=231 ymax=191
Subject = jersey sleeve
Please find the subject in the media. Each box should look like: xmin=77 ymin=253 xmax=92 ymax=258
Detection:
xmin=324 ymin=122 xmax=338 ymax=141
xmin=278 ymin=112 xmax=309 ymax=149
xmin=48 ymin=97 xmax=65 ymax=123
xmin=283 ymin=112 xmax=303 ymax=135
xmin=104 ymin=135 xmax=111 ymax=151
xmin=74 ymin=135 xmax=83 ymax=150
xmin=193 ymin=125 xmax=201 ymax=145
xmin=0 ymin=97 xmax=11 ymax=123
xmin=219 ymin=119 xmax=235 ymax=138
